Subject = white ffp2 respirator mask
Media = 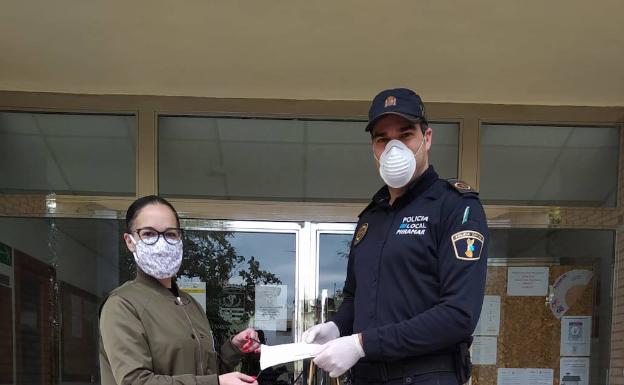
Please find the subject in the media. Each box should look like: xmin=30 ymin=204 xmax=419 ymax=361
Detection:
xmin=377 ymin=138 xmax=425 ymax=188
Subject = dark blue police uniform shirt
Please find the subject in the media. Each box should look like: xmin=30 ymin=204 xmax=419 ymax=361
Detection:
xmin=331 ymin=165 xmax=488 ymax=362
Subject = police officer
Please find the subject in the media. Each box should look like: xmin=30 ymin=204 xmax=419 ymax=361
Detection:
xmin=303 ymin=88 xmax=488 ymax=385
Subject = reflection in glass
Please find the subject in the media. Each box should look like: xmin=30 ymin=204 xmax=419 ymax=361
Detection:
xmin=480 ymin=124 xmax=619 ymax=207
xmin=0 ymin=217 xmax=301 ymax=384
xmin=482 ymin=229 xmax=614 ymax=385
xmin=159 ymin=116 xmax=459 ymax=201
xmin=0 ymin=112 xmax=136 ymax=195
xmin=0 ymin=217 xmax=125 ymax=385
xmin=176 ymin=230 xmax=297 ymax=384
xmin=0 ymin=246 xmax=13 ymax=384
xmin=318 ymin=233 xmax=352 ymax=319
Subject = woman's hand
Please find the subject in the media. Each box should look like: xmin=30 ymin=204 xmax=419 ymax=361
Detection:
xmin=218 ymin=372 xmax=258 ymax=385
xmin=231 ymin=327 xmax=261 ymax=354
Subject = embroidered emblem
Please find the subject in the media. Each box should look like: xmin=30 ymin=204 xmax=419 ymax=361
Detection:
xmin=447 ymin=179 xmax=477 ymax=194
xmin=451 ymin=230 xmax=484 ymax=261
xmin=396 ymin=215 xmax=429 ymax=236
xmin=465 ymin=238 xmax=475 ymax=258
xmin=454 ymin=181 xmax=472 ymax=191
xmin=384 ymin=96 xmax=397 ymax=108
xmin=354 ymin=223 xmax=368 ymax=246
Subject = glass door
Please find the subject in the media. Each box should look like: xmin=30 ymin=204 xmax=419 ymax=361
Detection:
xmin=180 ymin=220 xmax=303 ymax=384
xmin=304 ymin=223 xmax=355 ymax=385
xmin=305 ymin=223 xmax=355 ymax=329
xmin=179 ymin=220 xmax=357 ymax=384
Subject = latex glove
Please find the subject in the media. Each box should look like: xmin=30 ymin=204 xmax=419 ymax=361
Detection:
xmin=219 ymin=372 xmax=258 ymax=385
xmin=231 ymin=328 xmax=261 ymax=354
xmin=313 ymin=334 xmax=365 ymax=378
xmin=302 ymin=321 xmax=340 ymax=344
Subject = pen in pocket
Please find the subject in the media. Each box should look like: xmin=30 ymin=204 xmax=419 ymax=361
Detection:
xmin=462 ymin=206 xmax=470 ymax=224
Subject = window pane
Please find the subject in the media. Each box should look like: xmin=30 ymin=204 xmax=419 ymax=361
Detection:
xmin=179 ymin=230 xmax=297 ymax=382
xmin=0 ymin=217 xmax=300 ymax=384
xmin=479 ymin=124 xmax=619 ymax=207
xmin=0 ymin=243 xmax=13 ymax=384
xmin=159 ymin=116 xmax=458 ymax=201
xmin=179 ymin=231 xmax=296 ymax=342
xmin=471 ymin=229 xmax=614 ymax=385
xmin=318 ymin=233 xmax=351 ymax=317
xmin=0 ymin=217 xmax=125 ymax=384
xmin=0 ymin=112 xmax=136 ymax=195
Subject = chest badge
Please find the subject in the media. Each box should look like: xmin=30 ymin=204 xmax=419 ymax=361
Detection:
xmin=451 ymin=230 xmax=484 ymax=261
xmin=353 ymin=223 xmax=368 ymax=246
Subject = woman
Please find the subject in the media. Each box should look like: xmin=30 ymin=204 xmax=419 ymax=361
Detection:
xmin=99 ymin=195 xmax=260 ymax=385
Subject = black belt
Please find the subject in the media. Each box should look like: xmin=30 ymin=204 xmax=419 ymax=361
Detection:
xmin=352 ymin=354 xmax=456 ymax=382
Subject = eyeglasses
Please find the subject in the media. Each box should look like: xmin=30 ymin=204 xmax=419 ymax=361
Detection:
xmin=131 ymin=227 xmax=183 ymax=245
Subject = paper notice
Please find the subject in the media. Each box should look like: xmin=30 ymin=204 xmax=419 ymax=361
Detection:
xmin=179 ymin=280 xmax=207 ymax=312
xmin=497 ymin=368 xmax=553 ymax=385
xmin=474 ymin=295 xmax=501 ymax=336
xmin=255 ymin=285 xmax=288 ymax=331
xmin=507 ymin=267 xmax=549 ymax=296
xmin=560 ymin=357 xmax=589 ymax=385
xmin=472 ymin=336 xmax=497 ymax=365
xmin=260 ymin=343 xmax=322 ymax=370
xmin=561 ymin=316 xmax=591 ymax=356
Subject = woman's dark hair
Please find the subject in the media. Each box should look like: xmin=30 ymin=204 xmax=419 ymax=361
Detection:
xmin=125 ymin=195 xmax=180 ymax=232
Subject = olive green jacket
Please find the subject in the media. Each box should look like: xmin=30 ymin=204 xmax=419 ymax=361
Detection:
xmin=99 ymin=271 xmax=242 ymax=385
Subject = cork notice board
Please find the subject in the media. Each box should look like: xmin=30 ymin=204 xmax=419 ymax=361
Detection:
xmin=471 ymin=264 xmax=595 ymax=385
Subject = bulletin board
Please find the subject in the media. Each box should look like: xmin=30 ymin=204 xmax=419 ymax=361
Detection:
xmin=471 ymin=264 xmax=595 ymax=385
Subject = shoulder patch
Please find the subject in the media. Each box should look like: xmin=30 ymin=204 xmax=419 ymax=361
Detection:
xmin=446 ymin=179 xmax=478 ymax=194
xmin=451 ymin=230 xmax=484 ymax=261
xmin=353 ymin=223 xmax=368 ymax=246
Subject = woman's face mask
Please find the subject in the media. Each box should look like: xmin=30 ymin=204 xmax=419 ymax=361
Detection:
xmin=376 ymin=137 xmax=426 ymax=188
xmin=129 ymin=235 xmax=183 ymax=279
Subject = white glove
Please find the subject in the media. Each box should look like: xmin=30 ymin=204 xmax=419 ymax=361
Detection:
xmin=313 ymin=334 xmax=365 ymax=378
xmin=302 ymin=321 xmax=340 ymax=344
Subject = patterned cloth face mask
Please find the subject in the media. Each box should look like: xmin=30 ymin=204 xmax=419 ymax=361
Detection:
xmin=129 ymin=235 xmax=183 ymax=279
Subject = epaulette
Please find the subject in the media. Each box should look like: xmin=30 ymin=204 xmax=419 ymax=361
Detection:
xmin=446 ymin=179 xmax=478 ymax=195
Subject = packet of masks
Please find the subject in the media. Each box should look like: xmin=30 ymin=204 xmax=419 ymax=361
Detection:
xmin=260 ymin=342 xmax=322 ymax=370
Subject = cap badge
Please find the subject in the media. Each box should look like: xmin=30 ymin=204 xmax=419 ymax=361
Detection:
xmin=384 ymin=96 xmax=397 ymax=108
